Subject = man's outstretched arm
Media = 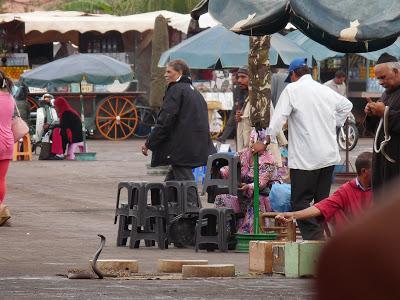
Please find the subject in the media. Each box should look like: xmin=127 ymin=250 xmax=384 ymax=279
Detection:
xmin=275 ymin=206 xmax=322 ymax=222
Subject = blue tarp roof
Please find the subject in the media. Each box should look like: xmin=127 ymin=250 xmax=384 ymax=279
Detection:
xmin=159 ymin=25 xmax=312 ymax=69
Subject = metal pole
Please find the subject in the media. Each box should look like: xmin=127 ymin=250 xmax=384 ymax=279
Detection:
xmin=253 ymin=152 xmax=260 ymax=235
xmin=80 ymin=82 xmax=87 ymax=152
xmin=345 ymin=54 xmax=350 ymax=172
xmin=345 ymin=118 xmax=349 ymax=172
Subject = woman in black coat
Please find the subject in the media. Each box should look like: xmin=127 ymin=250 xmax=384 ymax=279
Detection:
xmin=142 ymin=59 xmax=215 ymax=181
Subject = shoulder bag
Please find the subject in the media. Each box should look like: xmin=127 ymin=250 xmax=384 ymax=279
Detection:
xmin=12 ymin=97 xmax=29 ymax=142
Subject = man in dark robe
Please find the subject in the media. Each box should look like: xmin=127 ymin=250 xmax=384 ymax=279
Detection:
xmin=365 ymin=53 xmax=400 ymax=197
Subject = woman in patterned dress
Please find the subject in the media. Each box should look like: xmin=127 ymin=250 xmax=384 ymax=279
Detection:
xmin=215 ymin=129 xmax=288 ymax=233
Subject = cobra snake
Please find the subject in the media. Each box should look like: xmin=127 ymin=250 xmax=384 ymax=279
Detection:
xmin=91 ymin=234 xmax=106 ymax=279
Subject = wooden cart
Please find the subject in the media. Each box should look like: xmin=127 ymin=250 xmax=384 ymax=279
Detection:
xmin=27 ymin=91 xmax=150 ymax=141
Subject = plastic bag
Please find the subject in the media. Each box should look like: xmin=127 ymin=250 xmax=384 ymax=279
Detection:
xmin=41 ymin=131 xmax=51 ymax=143
xmin=269 ymin=183 xmax=291 ymax=212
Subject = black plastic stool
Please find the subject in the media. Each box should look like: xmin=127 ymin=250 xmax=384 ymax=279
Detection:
xmin=165 ymin=181 xmax=183 ymax=216
xmin=218 ymin=208 xmax=237 ymax=251
xmin=203 ymin=153 xmax=241 ymax=203
xmin=182 ymin=181 xmax=202 ymax=213
xmin=115 ymin=181 xmax=146 ymax=247
xmin=195 ymin=208 xmax=237 ymax=252
xmin=129 ymin=183 xmax=168 ymax=250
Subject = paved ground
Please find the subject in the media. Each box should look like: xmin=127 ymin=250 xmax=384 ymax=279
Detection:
xmin=0 ymin=138 xmax=373 ymax=299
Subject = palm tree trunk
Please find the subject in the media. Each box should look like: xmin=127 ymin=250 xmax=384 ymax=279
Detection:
xmin=248 ymin=35 xmax=272 ymax=129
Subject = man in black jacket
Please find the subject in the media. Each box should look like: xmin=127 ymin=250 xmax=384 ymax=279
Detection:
xmin=365 ymin=53 xmax=400 ymax=197
xmin=142 ymin=59 xmax=215 ymax=182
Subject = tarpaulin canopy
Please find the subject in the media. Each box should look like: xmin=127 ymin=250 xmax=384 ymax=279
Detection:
xmin=158 ymin=25 xmax=312 ymax=69
xmin=192 ymin=0 xmax=400 ymax=53
xmin=0 ymin=10 xmax=191 ymax=34
xmin=287 ymin=30 xmax=400 ymax=62
xmin=286 ymin=30 xmax=343 ymax=62
xmin=20 ymin=53 xmax=133 ymax=87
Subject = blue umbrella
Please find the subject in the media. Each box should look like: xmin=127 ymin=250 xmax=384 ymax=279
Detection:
xmin=159 ymin=25 xmax=313 ymax=69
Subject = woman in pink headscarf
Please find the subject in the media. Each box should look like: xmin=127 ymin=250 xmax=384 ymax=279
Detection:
xmin=51 ymin=97 xmax=83 ymax=158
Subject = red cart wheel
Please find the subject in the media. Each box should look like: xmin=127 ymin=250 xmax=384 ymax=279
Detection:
xmin=95 ymin=96 xmax=138 ymax=140
xmin=27 ymin=96 xmax=38 ymax=111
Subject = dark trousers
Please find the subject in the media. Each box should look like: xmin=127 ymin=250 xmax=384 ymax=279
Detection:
xmin=290 ymin=165 xmax=334 ymax=240
xmin=218 ymin=110 xmax=235 ymax=141
xmin=164 ymin=165 xmax=197 ymax=205
xmin=164 ymin=166 xmax=195 ymax=181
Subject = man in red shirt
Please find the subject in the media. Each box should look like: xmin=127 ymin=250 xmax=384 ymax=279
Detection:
xmin=276 ymin=152 xmax=373 ymax=233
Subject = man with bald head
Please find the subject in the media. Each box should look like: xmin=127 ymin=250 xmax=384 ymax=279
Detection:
xmin=365 ymin=53 xmax=400 ymax=196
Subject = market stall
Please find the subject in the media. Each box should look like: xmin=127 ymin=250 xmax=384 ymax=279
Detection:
xmin=0 ymin=10 xmax=195 ymax=139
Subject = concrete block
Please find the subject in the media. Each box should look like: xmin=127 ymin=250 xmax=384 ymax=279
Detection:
xmin=158 ymin=259 xmax=208 ymax=273
xmin=284 ymin=241 xmax=325 ymax=278
xmin=89 ymin=259 xmax=139 ymax=277
xmin=272 ymin=244 xmax=285 ymax=274
xmin=182 ymin=264 xmax=235 ymax=278
xmin=248 ymin=241 xmax=286 ymax=274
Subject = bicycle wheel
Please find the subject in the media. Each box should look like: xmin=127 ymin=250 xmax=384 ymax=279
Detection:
xmin=337 ymin=123 xmax=359 ymax=151
xmin=134 ymin=107 xmax=156 ymax=138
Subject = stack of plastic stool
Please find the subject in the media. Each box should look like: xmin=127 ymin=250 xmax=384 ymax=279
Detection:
xmin=218 ymin=208 xmax=237 ymax=251
xmin=164 ymin=181 xmax=201 ymax=248
xmin=13 ymin=134 xmax=32 ymax=161
xmin=182 ymin=181 xmax=202 ymax=213
xmin=203 ymin=153 xmax=241 ymax=203
xmin=165 ymin=181 xmax=183 ymax=217
xmin=114 ymin=182 xmax=146 ymax=247
xmin=195 ymin=207 xmax=236 ymax=252
xmin=129 ymin=183 xmax=168 ymax=250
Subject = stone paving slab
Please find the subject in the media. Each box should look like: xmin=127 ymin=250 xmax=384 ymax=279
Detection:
xmin=0 ymin=276 xmax=314 ymax=299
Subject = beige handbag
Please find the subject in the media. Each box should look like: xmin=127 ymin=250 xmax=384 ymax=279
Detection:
xmin=11 ymin=99 xmax=29 ymax=142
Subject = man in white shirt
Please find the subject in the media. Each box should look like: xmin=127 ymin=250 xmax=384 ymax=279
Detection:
xmin=252 ymin=58 xmax=353 ymax=240
xmin=324 ymin=70 xmax=347 ymax=97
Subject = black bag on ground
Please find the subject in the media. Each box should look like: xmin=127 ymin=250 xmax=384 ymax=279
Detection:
xmin=39 ymin=142 xmax=52 ymax=160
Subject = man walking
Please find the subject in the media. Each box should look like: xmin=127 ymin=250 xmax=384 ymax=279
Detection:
xmin=365 ymin=53 xmax=400 ymax=196
xmin=253 ymin=58 xmax=353 ymax=240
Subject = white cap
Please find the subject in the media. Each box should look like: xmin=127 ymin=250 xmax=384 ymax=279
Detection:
xmin=40 ymin=93 xmax=54 ymax=101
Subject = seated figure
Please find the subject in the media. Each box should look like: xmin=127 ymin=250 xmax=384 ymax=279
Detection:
xmin=35 ymin=93 xmax=58 ymax=144
xmin=215 ymin=129 xmax=288 ymax=234
xmin=52 ymin=97 xmax=83 ymax=159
